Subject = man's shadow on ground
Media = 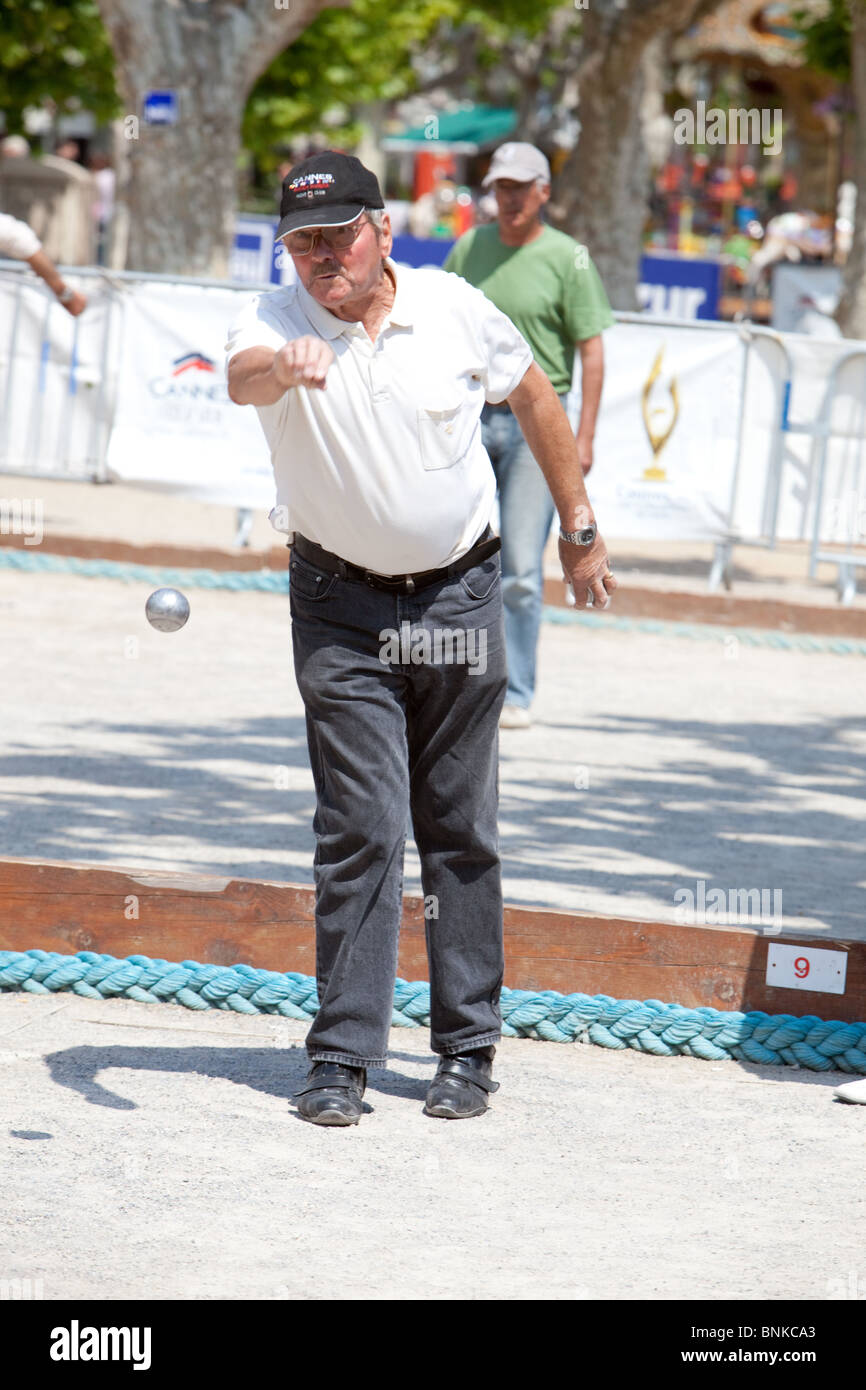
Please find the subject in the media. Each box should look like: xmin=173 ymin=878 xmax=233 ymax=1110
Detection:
xmin=32 ymin=1039 xmax=854 ymax=1126
xmin=38 ymin=1043 xmax=432 ymax=1113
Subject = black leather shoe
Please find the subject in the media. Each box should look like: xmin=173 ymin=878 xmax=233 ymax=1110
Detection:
xmin=294 ymin=1061 xmax=367 ymax=1126
xmin=424 ymin=1045 xmax=499 ymax=1119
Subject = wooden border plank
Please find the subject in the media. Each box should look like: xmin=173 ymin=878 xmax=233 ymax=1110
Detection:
xmin=0 ymin=857 xmax=863 ymax=1024
xmin=542 ymin=577 xmax=866 ymax=639
xmin=0 ymin=534 xmax=290 ymax=573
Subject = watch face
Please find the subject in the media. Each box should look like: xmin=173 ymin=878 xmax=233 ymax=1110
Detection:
xmin=579 ymin=525 xmax=597 ymax=545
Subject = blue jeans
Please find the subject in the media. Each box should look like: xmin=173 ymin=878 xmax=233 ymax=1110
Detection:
xmin=481 ymin=400 xmax=563 ymax=709
xmin=289 ymin=543 xmax=508 ymax=1068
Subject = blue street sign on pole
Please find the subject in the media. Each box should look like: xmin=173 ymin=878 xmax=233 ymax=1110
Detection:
xmin=143 ymin=91 xmax=179 ymax=126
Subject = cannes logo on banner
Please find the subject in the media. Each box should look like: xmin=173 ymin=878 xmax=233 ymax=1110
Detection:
xmin=148 ymin=351 xmax=228 ymax=403
xmin=148 ymin=350 xmax=230 ymax=414
xmin=172 ymin=351 xmax=216 ymax=376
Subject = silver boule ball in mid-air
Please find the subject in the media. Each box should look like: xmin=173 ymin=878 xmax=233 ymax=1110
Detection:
xmin=145 ymin=587 xmax=190 ymax=633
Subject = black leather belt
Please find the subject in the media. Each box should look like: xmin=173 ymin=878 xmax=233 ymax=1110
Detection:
xmin=290 ymin=525 xmax=500 ymax=595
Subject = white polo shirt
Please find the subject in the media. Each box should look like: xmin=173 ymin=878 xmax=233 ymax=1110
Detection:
xmin=224 ymin=258 xmax=533 ymax=574
xmin=0 ymin=213 xmax=41 ymax=260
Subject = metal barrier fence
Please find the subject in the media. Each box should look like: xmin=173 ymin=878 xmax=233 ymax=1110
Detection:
xmin=2 ymin=260 xmax=866 ymax=599
xmin=1 ymin=264 xmax=114 ymax=483
xmin=617 ymin=314 xmax=866 ymax=604
xmin=706 ymin=326 xmax=793 ymax=592
xmin=0 ymin=260 xmax=272 ymax=545
xmin=808 ymin=351 xmax=866 ymax=604
xmin=0 ymin=260 xmax=271 ymax=484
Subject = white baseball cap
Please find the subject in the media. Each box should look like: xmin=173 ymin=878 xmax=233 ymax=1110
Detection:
xmin=482 ymin=142 xmax=551 ymax=188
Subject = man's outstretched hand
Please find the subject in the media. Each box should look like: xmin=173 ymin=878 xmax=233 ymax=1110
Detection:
xmin=271 ymin=336 xmax=335 ymax=391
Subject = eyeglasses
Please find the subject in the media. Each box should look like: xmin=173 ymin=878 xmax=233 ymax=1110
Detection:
xmin=284 ymin=216 xmax=369 ymax=256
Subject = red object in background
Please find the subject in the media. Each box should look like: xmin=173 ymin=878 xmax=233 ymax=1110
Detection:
xmin=414 ymin=151 xmax=456 ymax=201
xmin=692 ymin=153 xmax=709 ymax=183
xmin=455 ymin=192 xmax=474 ymax=235
xmin=781 ymin=171 xmax=798 ymax=201
xmin=709 ymin=169 xmax=741 ymax=201
xmin=659 ymin=161 xmax=684 ymax=193
xmin=740 ymin=164 xmax=757 ymax=187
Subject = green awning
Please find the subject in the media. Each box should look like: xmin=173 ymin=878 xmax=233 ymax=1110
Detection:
xmin=381 ymin=105 xmax=517 ymax=154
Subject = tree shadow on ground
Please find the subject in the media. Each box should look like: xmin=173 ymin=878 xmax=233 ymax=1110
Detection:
xmin=0 ymin=709 xmax=863 ymax=935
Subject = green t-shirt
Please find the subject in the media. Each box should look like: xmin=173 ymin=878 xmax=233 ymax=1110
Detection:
xmin=443 ymin=223 xmax=614 ymax=394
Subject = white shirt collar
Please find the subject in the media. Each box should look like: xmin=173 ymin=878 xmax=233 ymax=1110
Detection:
xmin=295 ymin=257 xmax=413 ymax=339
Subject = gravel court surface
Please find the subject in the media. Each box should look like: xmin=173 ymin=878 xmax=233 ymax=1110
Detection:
xmin=2 ymin=569 xmax=865 ymax=1303
xmin=0 ymin=569 xmax=863 ymax=936
xmin=1 ymin=992 xmax=864 ymax=1302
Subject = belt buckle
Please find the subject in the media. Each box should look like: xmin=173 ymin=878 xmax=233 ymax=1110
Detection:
xmin=364 ymin=570 xmax=413 ymax=594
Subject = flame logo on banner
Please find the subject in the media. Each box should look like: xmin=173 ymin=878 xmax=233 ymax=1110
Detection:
xmin=641 ymin=346 xmax=679 ymax=480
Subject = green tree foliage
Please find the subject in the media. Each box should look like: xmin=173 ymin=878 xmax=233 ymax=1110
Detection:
xmin=243 ymin=0 xmax=570 ymax=169
xmin=0 ymin=0 xmax=120 ymax=133
xmin=793 ymin=0 xmax=852 ymax=82
xmin=0 ymin=0 xmax=568 ymax=163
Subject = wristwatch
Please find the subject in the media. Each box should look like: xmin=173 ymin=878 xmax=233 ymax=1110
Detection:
xmin=57 ymin=286 xmax=75 ymax=304
xmin=559 ymin=522 xmax=597 ymax=546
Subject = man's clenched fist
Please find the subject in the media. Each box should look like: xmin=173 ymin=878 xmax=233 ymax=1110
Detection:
xmin=272 ymin=336 xmax=336 ymax=391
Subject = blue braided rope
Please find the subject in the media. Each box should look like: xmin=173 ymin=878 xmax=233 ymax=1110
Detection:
xmin=1 ymin=547 xmax=862 ymax=653
xmin=2 ymin=949 xmax=866 ymax=1073
xmin=541 ymin=606 xmax=866 ymax=656
xmin=0 ymin=548 xmax=290 ymax=593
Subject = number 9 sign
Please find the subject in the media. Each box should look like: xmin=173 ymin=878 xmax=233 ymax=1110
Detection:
xmin=766 ymin=943 xmax=846 ymax=995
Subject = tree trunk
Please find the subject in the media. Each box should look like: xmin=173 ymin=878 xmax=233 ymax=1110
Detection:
xmin=774 ymin=72 xmax=837 ymax=215
xmin=837 ymin=0 xmax=866 ymax=337
xmin=554 ymin=14 xmax=649 ymax=308
xmin=354 ymin=103 xmax=388 ymax=189
xmin=96 ymin=0 xmax=347 ymax=276
xmin=108 ymin=115 xmax=131 ymax=271
xmin=552 ymin=0 xmax=719 ymax=310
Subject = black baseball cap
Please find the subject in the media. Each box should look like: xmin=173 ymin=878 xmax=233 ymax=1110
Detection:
xmin=275 ymin=151 xmax=385 ymax=241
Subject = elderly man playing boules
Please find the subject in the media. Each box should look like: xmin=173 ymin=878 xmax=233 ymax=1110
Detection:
xmin=225 ymin=152 xmax=616 ymax=1127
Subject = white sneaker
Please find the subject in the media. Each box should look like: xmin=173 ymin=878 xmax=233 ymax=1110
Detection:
xmin=499 ymin=704 xmax=531 ymax=729
xmin=834 ymin=1077 xmax=866 ymax=1103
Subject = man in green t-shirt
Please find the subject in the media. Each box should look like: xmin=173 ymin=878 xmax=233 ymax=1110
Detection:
xmin=444 ymin=142 xmax=614 ymax=728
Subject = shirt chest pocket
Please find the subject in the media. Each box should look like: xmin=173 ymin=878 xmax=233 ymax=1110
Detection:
xmin=417 ymin=400 xmax=470 ymax=471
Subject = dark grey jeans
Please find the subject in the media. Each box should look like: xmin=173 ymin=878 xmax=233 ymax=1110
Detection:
xmin=289 ymin=541 xmax=508 ymax=1068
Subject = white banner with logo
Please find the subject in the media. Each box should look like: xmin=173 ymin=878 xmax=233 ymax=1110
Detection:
xmin=104 ymin=281 xmax=276 ymax=508
xmin=576 ymin=321 xmax=743 ymax=540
